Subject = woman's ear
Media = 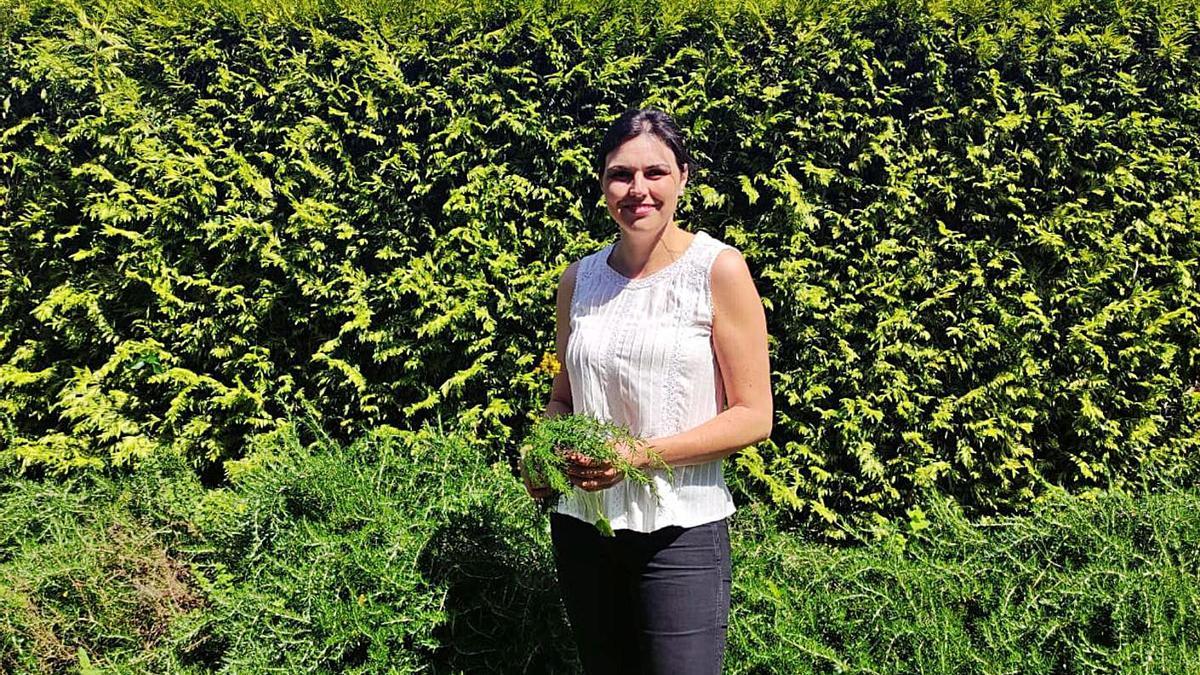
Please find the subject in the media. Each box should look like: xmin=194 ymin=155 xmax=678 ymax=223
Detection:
xmin=679 ymin=163 xmax=689 ymax=193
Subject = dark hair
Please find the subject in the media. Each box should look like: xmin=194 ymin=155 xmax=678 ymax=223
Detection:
xmin=596 ymin=108 xmax=694 ymax=178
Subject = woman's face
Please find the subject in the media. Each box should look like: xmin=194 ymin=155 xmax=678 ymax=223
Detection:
xmin=601 ymin=133 xmax=688 ymax=235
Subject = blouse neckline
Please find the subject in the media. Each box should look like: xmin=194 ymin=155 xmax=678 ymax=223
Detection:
xmin=601 ymin=230 xmax=708 ymax=289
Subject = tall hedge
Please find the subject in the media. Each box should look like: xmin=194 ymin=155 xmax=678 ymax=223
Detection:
xmin=2 ymin=0 xmax=1199 ymax=530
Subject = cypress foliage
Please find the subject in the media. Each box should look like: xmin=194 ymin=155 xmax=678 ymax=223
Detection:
xmin=1 ymin=0 xmax=1198 ymax=529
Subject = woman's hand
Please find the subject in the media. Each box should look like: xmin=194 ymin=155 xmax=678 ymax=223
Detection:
xmin=563 ymin=451 xmax=621 ymax=491
xmin=520 ymin=457 xmax=555 ymax=501
xmin=563 ymin=439 xmax=648 ymax=491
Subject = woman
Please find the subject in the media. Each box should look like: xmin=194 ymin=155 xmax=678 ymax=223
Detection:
xmin=523 ymin=108 xmax=772 ymax=674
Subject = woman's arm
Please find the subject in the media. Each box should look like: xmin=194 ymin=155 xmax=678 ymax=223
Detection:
xmin=544 ymin=261 xmax=578 ymax=419
xmin=632 ymin=248 xmax=773 ymax=468
xmin=524 ymin=261 xmax=579 ymax=499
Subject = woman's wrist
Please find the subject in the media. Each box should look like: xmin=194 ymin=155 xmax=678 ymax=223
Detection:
xmin=624 ymin=438 xmax=661 ymax=471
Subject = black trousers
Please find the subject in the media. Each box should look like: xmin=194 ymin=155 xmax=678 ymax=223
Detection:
xmin=550 ymin=512 xmax=732 ymax=675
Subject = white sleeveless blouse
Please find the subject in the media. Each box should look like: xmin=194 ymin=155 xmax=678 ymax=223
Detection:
xmin=555 ymin=230 xmax=737 ymax=532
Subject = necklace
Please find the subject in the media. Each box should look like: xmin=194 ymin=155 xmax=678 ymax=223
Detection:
xmin=613 ymin=232 xmax=685 ymax=275
xmin=658 ymin=236 xmax=682 ymax=263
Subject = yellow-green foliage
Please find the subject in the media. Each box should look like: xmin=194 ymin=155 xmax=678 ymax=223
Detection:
xmin=1 ymin=0 xmax=1199 ymax=529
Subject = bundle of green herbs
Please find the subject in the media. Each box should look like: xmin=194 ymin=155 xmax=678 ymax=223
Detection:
xmin=521 ymin=414 xmax=670 ymax=536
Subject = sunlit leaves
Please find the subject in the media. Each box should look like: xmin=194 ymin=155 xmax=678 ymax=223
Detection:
xmin=0 ymin=0 xmax=1198 ymax=535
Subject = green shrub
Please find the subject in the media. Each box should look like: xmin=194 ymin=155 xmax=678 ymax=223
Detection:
xmin=728 ymin=488 xmax=1200 ymax=672
xmin=182 ymin=423 xmax=574 ymax=673
xmin=1 ymin=0 xmax=1198 ymax=530
xmin=4 ymin=434 xmax=1198 ymax=672
xmin=0 ymin=424 xmax=576 ymax=673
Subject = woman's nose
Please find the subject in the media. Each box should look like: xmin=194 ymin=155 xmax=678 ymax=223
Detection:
xmin=629 ymin=172 xmax=647 ymax=196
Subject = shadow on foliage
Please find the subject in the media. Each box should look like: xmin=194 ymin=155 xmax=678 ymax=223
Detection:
xmin=418 ymin=503 xmax=577 ymax=674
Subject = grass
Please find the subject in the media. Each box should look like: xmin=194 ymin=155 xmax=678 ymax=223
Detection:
xmin=0 ymin=474 xmax=204 ymax=673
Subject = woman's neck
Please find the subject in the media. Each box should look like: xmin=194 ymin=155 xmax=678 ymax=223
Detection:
xmin=609 ymin=223 xmax=694 ymax=279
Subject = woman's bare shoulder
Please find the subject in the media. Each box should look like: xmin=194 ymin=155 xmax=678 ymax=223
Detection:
xmin=555 ymin=260 xmax=581 ymax=307
xmin=560 ymin=259 xmax=581 ymax=286
xmin=710 ymin=247 xmax=753 ymax=287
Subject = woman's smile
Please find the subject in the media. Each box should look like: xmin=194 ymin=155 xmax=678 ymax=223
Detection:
xmin=623 ymin=202 xmax=658 ymax=218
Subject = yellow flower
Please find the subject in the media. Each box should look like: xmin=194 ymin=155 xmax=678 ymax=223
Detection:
xmin=537 ymin=352 xmax=561 ymax=377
